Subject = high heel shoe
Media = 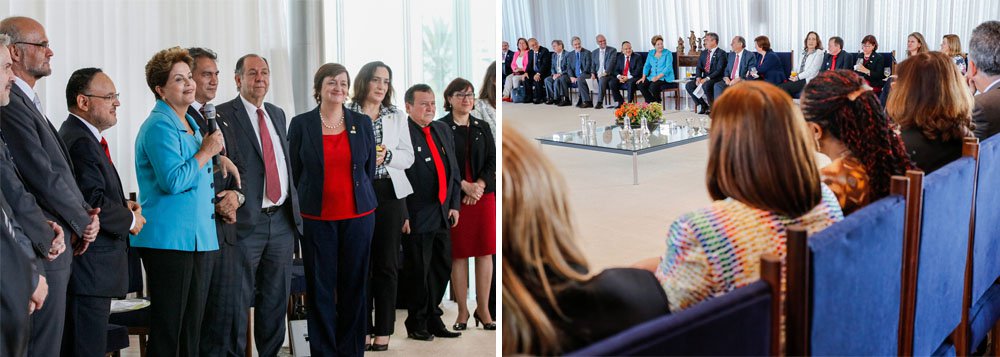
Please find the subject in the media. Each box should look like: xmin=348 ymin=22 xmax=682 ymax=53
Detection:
xmin=473 ymin=311 xmax=497 ymax=331
xmin=453 ymin=312 xmax=469 ymax=330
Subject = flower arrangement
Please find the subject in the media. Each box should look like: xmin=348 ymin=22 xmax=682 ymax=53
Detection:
xmin=614 ymin=102 xmax=664 ymax=127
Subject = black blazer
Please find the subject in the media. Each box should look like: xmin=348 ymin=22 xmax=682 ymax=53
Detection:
xmin=58 ymin=115 xmax=129 ymax=297
xmin=187 ymin=106 xmax=242 ymax=245
xmin=695 ymin=48 xmax=728 ymax=81
xmin=404 ymin=119 xmax=461 ymax=234
xmin=0 ymin=137 xmax=52 ymax=262
xmin=503 ymin=49 xmax=515 ymax=79
xmin=1 ymin=196 xmax=39 ymax=356
xmin=0 ymin=84 xmax=91 ymax=270
xmin=216 ymin=96 xmax=304 ymax=237
xmin=439 ymin=113 xmax=496 ymax=194
xmin=612 ymin=52 xmax=645 ymax=78
xmin=855 ymin=52 xmax=886 ymax=88
xmin=287 ymin=106 xmax=378 ymax=217
xmin=900 ymin=127 xmax=964 ymax=174
xmin=820 ymin=51 xmax=852 ymax=72
xmin=528 ymin=46 xmax=552 ymax=79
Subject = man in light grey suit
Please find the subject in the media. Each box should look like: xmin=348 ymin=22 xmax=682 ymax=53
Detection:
xmin=590 ymin=34 xmax=618 ymax=109
xmin=714 ymin=36 xmax=756 ymax=100
xmin=968 ymin=20 xmax=1000 ymax=140
xmin=544 ymin=39 xmax=571 ymax=106
xmin=568 ymin=36 xmax=593 ymax=108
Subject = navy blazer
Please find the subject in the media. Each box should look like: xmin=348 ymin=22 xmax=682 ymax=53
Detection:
xmin=0 ymin=137 xmax=53 ymax=261
xmin=612 ymin=52 xmax=644 ymax=78
xmin=187 ymin=106 xmax=243 ymax=245
xmin=528 ymin=46 xmax=552 ymax=78
xmin=723 ymin=49 xmax=755 ymax=80
xmin=404 ymin=119 xmax=461 ymax=234
xmin=216 ymin=96 xmax=304 ymax=237
xmin=1 ymin=84 xmax=91 ymax=270
xmin=753 ymin=50 xmax=786 ymax=85
xmin=439 ymin=113 xmax=496 ymax=194
xmin=502 ymin=49 xmax=515 ymax=79
xmin=695 ymin=48 xmax=728 ymax=81
xmin=549 ymin=51 xmax=570 ymax=76
xmin=287 ymin=106 xmax=378 ymax=218
xmin=820 ymin=51 xmax=852 ymax=73
xmin=58 ymin=115 xmax=129 ymax=297
xmin=568 ymin=49 xmax=593 ymax=78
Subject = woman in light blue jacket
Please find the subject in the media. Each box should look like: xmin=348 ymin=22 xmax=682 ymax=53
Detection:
xmin=637 ymin=35 xmax=677 ymax=103
xmin=133 ymin=46 xmax=237 ymax=356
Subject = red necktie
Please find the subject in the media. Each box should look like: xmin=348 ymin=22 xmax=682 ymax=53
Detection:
xmin=257 ymin=108 xmax=281 ymax=203
xmin=100 ymin=137 xmax=113 ymax=165
xmin=623 ymin=55 xmax=630 ymax=77
xmin=705 ymin=50 xmax=712 ymax=72
xmin=831 ymin=54 xmax=837 ymax=70
xmin=731 ymin=53 xmax=740 ymax=80
xmin=421 ymin=126 xmax=447 ymax=204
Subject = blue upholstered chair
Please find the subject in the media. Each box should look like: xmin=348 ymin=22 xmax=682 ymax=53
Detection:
xmin=968 ymin=135 xmax=1000 ymax=351
xmin=774 ymin=51 xmax=794 ymax=80
xmin=568 ymin=256 xmax=781 ymax=356
xmin=786 ymin=181 xmax=909 ymax=356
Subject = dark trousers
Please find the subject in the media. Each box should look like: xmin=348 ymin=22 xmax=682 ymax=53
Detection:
xmin=880 ymin=77 xmax=894 ymax=108
xmin=638 ymin=80 xmax=678 ymax=103
xmin=401 ymin=229 xmax=452 ymax=333
xmin=139 ymin=248 xmax=212 ymax=357
xmin=302 ymin=215 xmax=375 ymax=357
xmin=238 ymin=205 xmax=295 ymax=357
xmin=594 ymin=75 xmax=614 ymax=104
xmin=368 ymin=179 xmax=405 ymax=336
xmin=29 ymin=254 xmax=71 ymax=357
xmin=199 ymin=241 xmax=244 ymax=357
xmin=529 ymin=75 xmax=547 ymax=101
xmin=686 ymin=77 xmax=723 ymax=108
xmin=489 ymin=254 xmax=496 ymax=318
xmin=610 ymin=77 xmax=640 ymax=104
xmin=777 ymin=79 xmax=807 ymax=98
xmin=61 ymin=293 xmax=111 ymax=357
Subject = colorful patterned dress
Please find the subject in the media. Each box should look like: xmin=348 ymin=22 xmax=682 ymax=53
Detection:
xmin=654 ymin=185 xmax=844 ymax=312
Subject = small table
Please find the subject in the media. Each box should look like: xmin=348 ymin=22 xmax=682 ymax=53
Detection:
xmin=537 ymin=119 xmax=709 ymax=185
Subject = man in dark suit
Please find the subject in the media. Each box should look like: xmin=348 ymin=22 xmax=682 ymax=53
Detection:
xmin=567 ymin=36 xmax=593 ymax=108
xmin=186 ymin=47 xmax=248 ymax=357
xmin=543 ymin=39 xmax=570 ymax=105
xmin=968 ymin=21 xmax=1000 ymax=140
xmin=0 ymin=16 xmax=101 ymax=356
xmin=0 ymin=36 xmax=51 ymax=356
xmin=590 ymin=34 xmax=618 ymax=109
xmin=526 ymin=38 xmax=551 ymax=104
xmin=58 ymin=68 xmax=145 ymax=357
xmin=685 ymin=32 xmax=728 ymax=114
xmin=216 ymin=53 xmax=303 ymax=357
xmin=821 ymin=37 xmax=852 ymax=73
xmin=714 ymin=36 xmax=756 ymax=99
xmin=501 ymin=41 xmax=514 ymax=81
xmin=400 ymin=84 xmax=462 ymax=341
xmin=610 ymin=41 xmax=644 ymax=107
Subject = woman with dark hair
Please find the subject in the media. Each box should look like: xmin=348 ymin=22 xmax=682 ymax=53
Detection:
xmin=778 ymin=31 xmax=824 ymax=96
xmin=749 ymin=35 xmax=784 ymax=84
xmin=471 ymin=61 xmax=497 ymax=138
xmin=802 ymin=70 xmax=913 ymax=215
xmin=288 ymin=63 xmax=378 ymax=356
xmin=638 ymin=81 xmax=843 ymax=311
xmin=440 ymin=78 xmax=497 ymax=331
xmin=886 ymin=52 xmax=975 ymax=173
xmin=346 ymin=61 xmax=414 ymax=351
xmin=637 ymin=35 xmax=676 ymax=103
xmin=503 ymin=125 xmax=669 ymax=355
xmin=854 ymin=35 xmax=886 ymax=93
xmin=502 ymin=38 xmax=530 ymax=102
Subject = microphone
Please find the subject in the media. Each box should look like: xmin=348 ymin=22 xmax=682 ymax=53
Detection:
xmin=203 ymin=104 xmax=223 ymax=167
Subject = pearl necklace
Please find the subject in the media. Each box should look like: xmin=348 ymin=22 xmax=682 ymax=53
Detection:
xmin=320 ymin=112 xmax=345 ymax=130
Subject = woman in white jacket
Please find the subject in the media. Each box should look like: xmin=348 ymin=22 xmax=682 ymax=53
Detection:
xmin=779 ymin=31 xmax=825 ymax=97
xmin=348 ymin=61 xmax=415 ymax=351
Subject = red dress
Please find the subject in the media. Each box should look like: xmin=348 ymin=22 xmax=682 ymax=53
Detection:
xmin=450 ymin=126 xmax=496 ymax=259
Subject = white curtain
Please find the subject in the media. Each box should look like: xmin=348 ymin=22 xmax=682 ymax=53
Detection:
xmin=504 ymin=0 xmax=1000 ymax=57
xmin=1 ymin=0 xmax=300 ymax=196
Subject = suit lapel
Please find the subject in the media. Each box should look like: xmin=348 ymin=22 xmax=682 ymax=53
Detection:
xmin=307 ymin=109 xmax=323 ymax=164
xmin=230 ymin=97 xmax=264 ymax=159
xmin=13 ymin=85 xmax=74 ymax=170
xmin=68 ymin=116 xmax=126 ymax=202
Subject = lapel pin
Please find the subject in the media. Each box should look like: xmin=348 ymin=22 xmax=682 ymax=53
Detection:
xmin=425 ymin=157 xmax=432 ymax=162
xmin=417 ymin=146 xmax=422 ymax=152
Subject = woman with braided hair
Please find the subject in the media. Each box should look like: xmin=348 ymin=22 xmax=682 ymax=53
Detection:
xmin=801 ymin=69 xmax=913 ymax=215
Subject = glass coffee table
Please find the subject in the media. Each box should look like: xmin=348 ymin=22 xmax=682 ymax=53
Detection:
xmin=537 ymin=119 xmax=709 ymax=185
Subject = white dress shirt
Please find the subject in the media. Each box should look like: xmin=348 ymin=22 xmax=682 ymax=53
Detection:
xmin=240 ymin=95 xmax=289 ymax=208
xmin=13 ymin=76 xmax=44 ymax=115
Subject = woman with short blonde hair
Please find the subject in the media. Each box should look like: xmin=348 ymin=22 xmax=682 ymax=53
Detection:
xmin=941 ymin=34 xmax=968 ymax=74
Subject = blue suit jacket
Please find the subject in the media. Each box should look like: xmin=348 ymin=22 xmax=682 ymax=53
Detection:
xmin=568 ymin=49 xmax=593 ymax=79
xmin=723 ymin=50 xmax=755 ymax=80
xmin=132 ymin=100 xmax=218 ymax=251
xmin=549 ymin=51 xmax=570 ymax=76
xmin=287 ymin=106 xmax=377 ymax=218
xmin=753 ymin=51 xmax=786 ymax=85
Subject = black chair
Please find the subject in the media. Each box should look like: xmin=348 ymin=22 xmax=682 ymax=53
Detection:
xmin=107 ymin=323 xmax=130 ymax=356
xmin=108 ymin=244 xmax=150 ymax=357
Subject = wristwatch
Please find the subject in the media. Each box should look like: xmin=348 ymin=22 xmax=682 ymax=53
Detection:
xmin=233 ymin=190 xmax=246 ymax=206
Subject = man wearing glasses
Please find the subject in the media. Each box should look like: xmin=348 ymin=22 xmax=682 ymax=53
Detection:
xmin=0 ymin=16 xmax=101 ymax=356
xmin=58 ymin=68 xmax=146 ymax=357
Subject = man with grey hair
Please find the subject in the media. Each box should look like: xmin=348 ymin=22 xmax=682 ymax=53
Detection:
xmin=590 ymin=34 xmax=618 ymax=109
xmin=1 ymin=16 xmax=100 ymax=357
xmin=568 ymin=36 xmax=593 ymax=107
xmin=968 ymin=20 xmax=1000 ymax=140
xmin=543 ymin=39 xmax=570 ymax=105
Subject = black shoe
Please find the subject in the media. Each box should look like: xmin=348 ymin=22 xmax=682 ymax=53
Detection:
xmin=533 ymin=99 xmax=544 ymax=104
xmin=474 ymin=311 xmax=497 ymax=331
xmin=545 ymin=99 xmax=555 ymax=105
xmin=429 ymin=328 xmax=462 ymax=338
xmin=407 ymin=331 xmax=435 ymax=341
xmin=594 ymin=102 xmax=604 ymax=109
xmin=557 ymin=99 xmax=571 ymax=107
xmin=697 ymin=106 xmax=708 ymax=115
xmin=582 ymin=101 xmax=594 ymax=108
xmin=370 ymin=344 xmax=389 ymax=351
xmin=575 ymin=100 xmax=584 ymax=108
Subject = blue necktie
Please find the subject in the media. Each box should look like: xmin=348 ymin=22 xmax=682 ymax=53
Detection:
xmin=576 ymin=52 xmax=582 ymax=77
xmin=534 ymin=52 xmax=540 ymax=72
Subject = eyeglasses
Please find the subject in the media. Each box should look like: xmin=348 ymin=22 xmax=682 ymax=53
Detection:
xmin=453 ymin=92 xmax=475 ymax=100
xmin=83 ymin=93 xmax=120 ymax=101
xmin=14 ymin=41 xmax=50 ymax=49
